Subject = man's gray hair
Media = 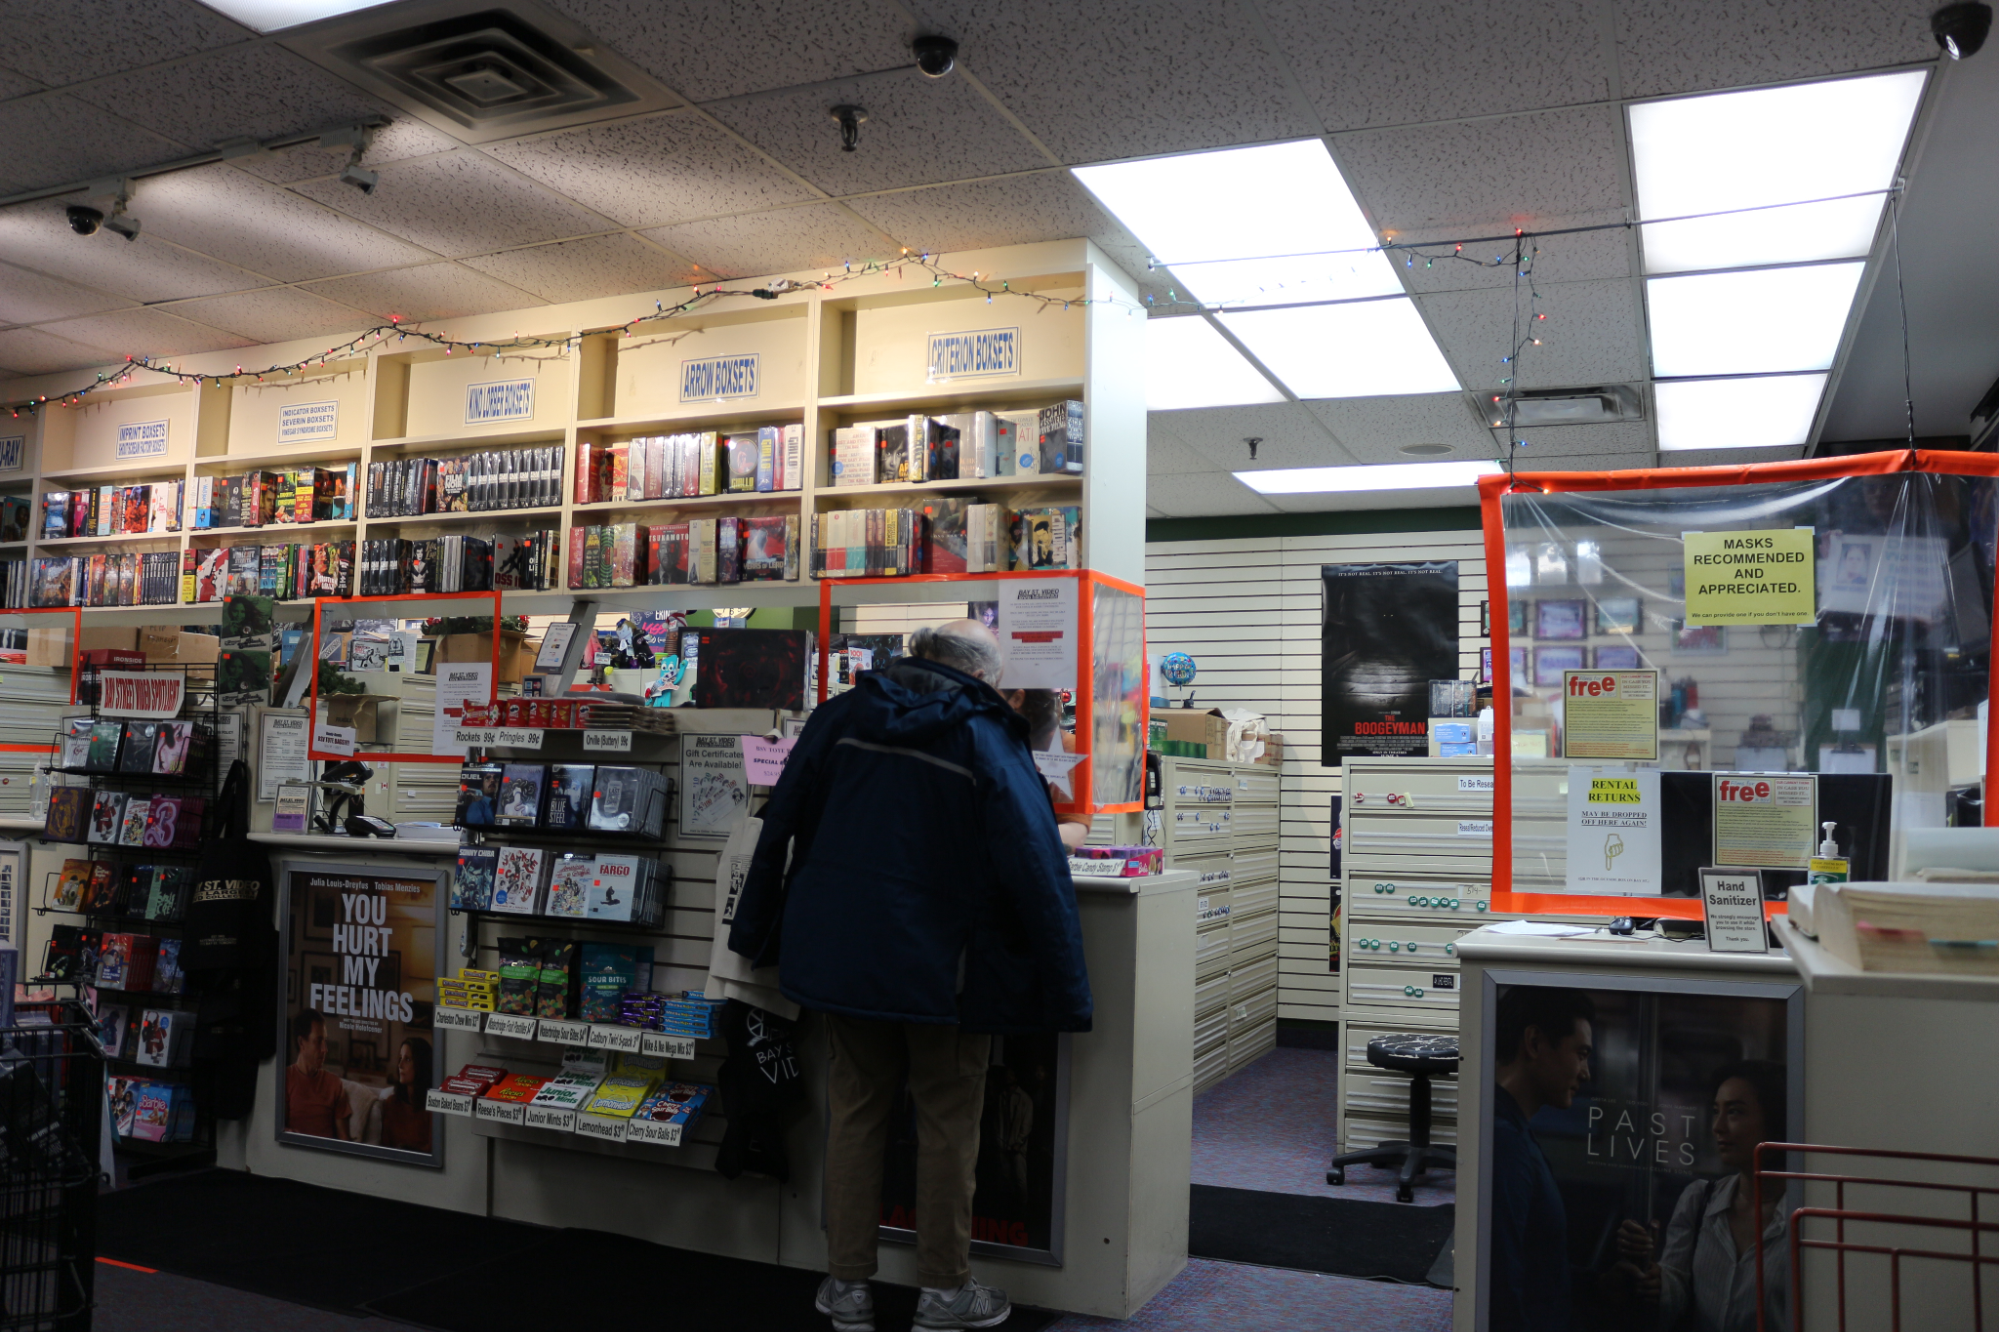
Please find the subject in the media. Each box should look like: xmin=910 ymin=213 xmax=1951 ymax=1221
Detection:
xmin=909 ymin=619 xmax=1004 ymax=682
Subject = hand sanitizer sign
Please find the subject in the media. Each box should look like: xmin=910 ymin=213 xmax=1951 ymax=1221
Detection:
xmin=1564 ymin=766 xmax=1661 ymax=895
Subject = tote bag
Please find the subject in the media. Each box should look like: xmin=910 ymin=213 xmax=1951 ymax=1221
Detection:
xmin=182 ymin=759 xmax=278 ymax=974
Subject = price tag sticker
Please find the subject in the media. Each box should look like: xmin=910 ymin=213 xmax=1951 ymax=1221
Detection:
xmin=537 ymin=1019 xmax=590 ymax=1046
xmin=640 ymin=1032 xmax=697 ymax=1060
xmin=454 ymin=727 xmax=544 ymax=748
xmin=434 ymin=1007 xmax=484 ymax=1031
xmin=588 ymin=1024 xmax=644 ymax=1052
xmin=474 ymin=1098 xmax=523 ymax=1125
xmin=625 ymin=1119 xmax=685 ymax=1147
xmin=424 ymin=1090 xmax=475 ymax=1117
xmin=523 ymin=1104 xmax=576 ymax=1133
xmin=483 ymin=1013 xmax=538 ymax=1040
xmin=583 ymin=729 xmax=633 ymax=752
xmin=574 ymin=1114 xmax=628 ymax=1142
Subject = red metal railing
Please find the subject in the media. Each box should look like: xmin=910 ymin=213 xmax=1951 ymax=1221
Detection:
xmin=1755 ymin=1142 xmax=1999 ymax=1330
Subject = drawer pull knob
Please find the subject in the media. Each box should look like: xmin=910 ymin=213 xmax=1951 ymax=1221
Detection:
xmin=1406 ymin=895 xmax=1418 ymax=906
xmin=1414 ymin=987 xmax=1425 ymax=998
xmin=1445 ymin=943 xmax=1456 ymax=955
xmin=1448 ymin=898 xmax=1461 ymax=909
xmin=1388 ymin=941 xmax=1400 ymax=953
xmin=1406 ymin=942 xmax=1418 ymax=952
xmin=1403 ymin=984 xmax=1416 ymax=996
xmin=1477 ymin=900 xmax=1490 ymax=912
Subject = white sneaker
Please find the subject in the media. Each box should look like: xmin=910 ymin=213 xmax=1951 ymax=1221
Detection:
xmin=815 ymin=1275 xmax=875 ymax=1331
xmin=913 ymin=1277 xmax=1011 ymax=1330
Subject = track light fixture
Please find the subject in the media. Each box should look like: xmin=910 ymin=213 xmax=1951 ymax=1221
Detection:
xmin=1932 ymin=1 xmax=1991 ymax=57
xmin=830 ymin=104 xmax=868 ymax=152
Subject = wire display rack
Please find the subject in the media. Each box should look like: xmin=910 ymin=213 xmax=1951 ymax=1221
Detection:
xmin=0 ymin=1001 xmax=102 ymax=1332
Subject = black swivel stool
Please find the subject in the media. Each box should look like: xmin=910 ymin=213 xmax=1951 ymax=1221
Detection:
xmin=1327 ymin=1033 xmax=1458 ymax=1202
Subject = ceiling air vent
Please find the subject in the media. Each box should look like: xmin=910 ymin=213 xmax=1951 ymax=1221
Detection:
xmin=1466 ymin=384 xmax=1645 ymax=431
xmin=286 ymin=0 xmax=682 ymax=144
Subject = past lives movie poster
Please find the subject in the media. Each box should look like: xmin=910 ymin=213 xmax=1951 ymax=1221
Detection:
xmin=881 ymin=1034 xmax=1066 ymax=1258
xmin=1482 ymin=980 xmax=1799 ymax=1331
xmin=280 ymin=864 xmax=446 ymax=1166
xmin=1321 ymin=561 xmax=1459 ymax=761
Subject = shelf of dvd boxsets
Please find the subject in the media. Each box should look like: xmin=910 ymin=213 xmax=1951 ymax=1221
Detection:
xmin=36 ymin=663 xmax=221 ymax=1172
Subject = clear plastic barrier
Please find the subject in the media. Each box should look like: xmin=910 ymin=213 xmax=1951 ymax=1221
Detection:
xmin=1091 ymin=580 xmax=1146 ymax=809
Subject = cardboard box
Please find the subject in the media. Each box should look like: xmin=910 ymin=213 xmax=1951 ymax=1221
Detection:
xmin=140 ymin=627 xmax=220 ymax=665
xmin=321 ymin=694 xmax=391 ymax=744
xmin=1159 ymin=707 xmax=1230 ymax=757
xmin=1256 ymin=733 xmax=1284 ymax=768
xmin=438 ymin=630 xmax=530 ymax=684
xmin=25 ymin=628 xmax=72 ymax=668
xmin=80 ymin=627 xmax=140 ymax=653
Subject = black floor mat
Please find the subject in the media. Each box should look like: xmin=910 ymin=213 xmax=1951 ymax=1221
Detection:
xmin=1189 ymin=1184 xmax=1455 ymax=1285
xmin=366 ymin=1227 xmax=1055 ymax=1331
xmin=97 ymin=1168 xmax=546 ymax=1313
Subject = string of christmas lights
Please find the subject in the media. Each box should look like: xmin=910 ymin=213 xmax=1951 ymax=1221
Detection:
xmin=4 ymin=251 xmax=1114 ymax=418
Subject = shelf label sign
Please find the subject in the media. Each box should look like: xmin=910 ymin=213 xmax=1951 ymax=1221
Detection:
xmin=464 ymin=378 xmax=535 ymax=424
xmin=99 ymin=670 xmax=186 ymax=719
xmin=927 ymin=326 xmax=1019 ymax=380
xmin=679 ymin=353 xmax=760 ymax=402
xmin=1683 ymin=528 xmax=1815 ymax=625
xmin=278 ymin=400 xmax=339 ymax=444
xmin=641 ymin=1032 xmax=696 ymax=1059
xmin=115 ymin=419 xmax=169 ymax=459
xmin=0 ymin=435 xmax=22 ymax=473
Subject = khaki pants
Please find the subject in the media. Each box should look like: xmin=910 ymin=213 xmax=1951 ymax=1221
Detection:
xmin=824 ymin=1014 xmax=990 ymax=1289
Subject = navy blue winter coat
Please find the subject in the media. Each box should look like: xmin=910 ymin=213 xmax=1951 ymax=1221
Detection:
xmin=727 ymin=657 xmax=1092 ymax=1034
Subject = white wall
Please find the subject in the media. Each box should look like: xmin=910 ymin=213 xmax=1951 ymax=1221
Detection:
xmin=1144 ymin=527 xmax=1489 ymax=1025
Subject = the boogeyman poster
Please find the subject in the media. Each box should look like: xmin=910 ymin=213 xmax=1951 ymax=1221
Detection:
xmin=1322 ymin=561 xmax=1460 ymax=762
xmin=279 ymin=862 xmax=444 ymax=1166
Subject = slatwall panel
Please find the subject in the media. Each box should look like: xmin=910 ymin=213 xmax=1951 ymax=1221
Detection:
xmin=1145 ymin=530 xmax=1489 ymax=1024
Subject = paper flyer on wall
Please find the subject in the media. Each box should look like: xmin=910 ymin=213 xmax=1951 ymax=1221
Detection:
xmin=1564 ymin=766 xmax=1661 ymax=895
xmin=994 ymin=577 xmax=1077 ymax=690
xmin=681 ymin=733 xmax=750 ymax=838
xmin=430 ymin=663 xmax=493 ymax=757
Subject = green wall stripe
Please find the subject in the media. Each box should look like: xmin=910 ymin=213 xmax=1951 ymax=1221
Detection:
xmin=1147 ymin=506 xmax=1483 ymax=543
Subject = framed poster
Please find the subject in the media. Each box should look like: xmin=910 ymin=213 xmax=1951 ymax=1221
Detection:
xmin=1321 ymin=561 xmax=1459 ymax=762
xmin=1474 ymin=972 xmax=1803 ymax=1331
xmin=1533 ymin=646 xmax=1585 ymax=687
xmin=1535 ymin=599 xmax=1588 ymax=641
xmin=1594 ymin=596 xmax=1641 ymax=636
xmin=278 ymin=860 xmax=446 ymax=1167
xmin=1593 ymin=646 xmax=1642 ymax=670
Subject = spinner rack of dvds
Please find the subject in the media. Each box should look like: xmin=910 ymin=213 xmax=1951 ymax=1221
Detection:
xmin=33 ymin=663 xmax=224 ymax=1178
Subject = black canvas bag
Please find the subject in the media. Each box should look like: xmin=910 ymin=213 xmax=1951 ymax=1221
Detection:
xmin=181 ymin=760 xmax=277 ymax=974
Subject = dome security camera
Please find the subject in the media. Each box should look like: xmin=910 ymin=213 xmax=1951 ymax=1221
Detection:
xmin=66 ymin=205 xmax=102 ymax=235
xmin=1932 ymin=1 xmax=1992 ymax=57
xmin=913 ymin=35 xmax=958 ymax=77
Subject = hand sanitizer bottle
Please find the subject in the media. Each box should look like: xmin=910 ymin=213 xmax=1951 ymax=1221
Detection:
xmin=1809 ymin=822 xmax=1849 ymax=886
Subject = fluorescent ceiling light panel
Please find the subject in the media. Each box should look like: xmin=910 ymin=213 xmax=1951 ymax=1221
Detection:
xmin=1629 ymin=69 xmax=1925 ymax=273
xmin=1654 ymin=374 xmax=1827 ymax=451
xmin=1145 ymin=316 xmax=1285 ymax=410
xmin=1236 ymin=460 xmax=1502 ymax=493
xmin=1647 ymin=263 xmax=1864 ymax=377
xmin=1219 ymin=299 xmax=1460 ymax=398
xmin=1074 ymin=140 xmax=1402 ymax=307
xmin=199 ymin=0 xmax=398 ymax=31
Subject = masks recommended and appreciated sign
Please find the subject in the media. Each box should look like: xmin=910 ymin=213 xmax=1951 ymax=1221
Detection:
xmin=1560 ymin=670 xmax=1659 ymax=761
xmin=1682 ymin=528 xmax=1815 ymax=625
xmin=1564 ymin=767 xmax=1662 ymax=895
xmin=279 ymin=863 xmax=445 ymax=1167
xmin=1321 ymin=561 xmax=1459 ymax=762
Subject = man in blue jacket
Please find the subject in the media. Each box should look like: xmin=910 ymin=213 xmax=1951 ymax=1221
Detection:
xmin=730 ymin=619 xmax=1091 ymax=1332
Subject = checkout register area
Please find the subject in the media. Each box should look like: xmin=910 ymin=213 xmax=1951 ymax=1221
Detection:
xmin=1446 ymin=463 xmax=1999 ymax=1331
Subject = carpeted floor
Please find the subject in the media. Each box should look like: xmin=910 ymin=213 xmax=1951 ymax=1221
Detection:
xmin=92 ymin=1261 xmax=414 ymax=1332
xmin=1191 ymin=1047 xmax=1456 ymax=1208
xmin=1188 ymin=1185 xmax=1454 ymax=1284
xmin=1046 ymin=1257 xmax=1450 ymax=1331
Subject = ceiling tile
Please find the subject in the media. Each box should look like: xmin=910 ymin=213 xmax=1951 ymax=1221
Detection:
xmin=1147 ymin=471 xmax=1279 ymax=517
xmin=1151 ymin=401 xmax=1355 ymax=470
xmin=707 ymin=68 xmax=1045 ymax=197
xmin=642 ymin=202 xmax=890 ymax=279
xmin=461 ymin=234 xmax=688 ymax=304
xmin=546 ymin=0 xmax=916 ymax=102
xmin=1337 ymin=105 xmax=1627 ymax=235
xmin=0 ymin=204 xmax=267 ymax=302
xmin=1420 ymin=279 xmax=1645 ymax=391
xmin=38 ymin=306 xmax=255 ymax=360
xmin=844 ymin=170 xmax=1113 ymax=256
xmin=0 ymin=66 xmax=45 ymax=98
xmin=1262 ymin=482 xmax=1488 ymax=513
xmin=163 ymin=286 xmax=372 ymax=345
xmin=292 ymin=151 xmax=610 ymax=259
xmin=483 ymin=112 xmax=816 ymax=229
xmin=0 ymin=326 xmax=104 ymax=376
xmin=0 ymin=0 xmax=248 ymax=89
xmin=1261 ymin=0 xmax=1612 ymax=130
xmin=1304 ymin=392 xmax=1502 ymax=460
xmin=1616 ymin=0 xmax=1935 ymax=99
xmin=1652 ymin=443 xmax=1805 ymax=468
xmin=910 ymin=0 xmax=1314 ymax=163
xmin=0 ymin=261 xmax=130 ymax=325
xmin=0 ymin=94 xmax=190 ymax=195
xmin=1145 ymin=420 xmax=1215 ymax=475
xmin=1509 ymin=418 xmax=1656 ymax=460
xmin=69 ymin=44 xmax=388 ymax=150
xmin=239 ymin=116 xmax=462 ymax=184
xmin=300 ymin=262 xmax=545 ymax=324
xmin=136 ymin=164 xmax=437 ymax=282
xmin=1395 ymin=213 xmax=1634 ymax=294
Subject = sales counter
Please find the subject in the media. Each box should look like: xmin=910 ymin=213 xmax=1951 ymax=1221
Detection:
xmin=221 ymin=859 xmax=1196 ymax=1322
